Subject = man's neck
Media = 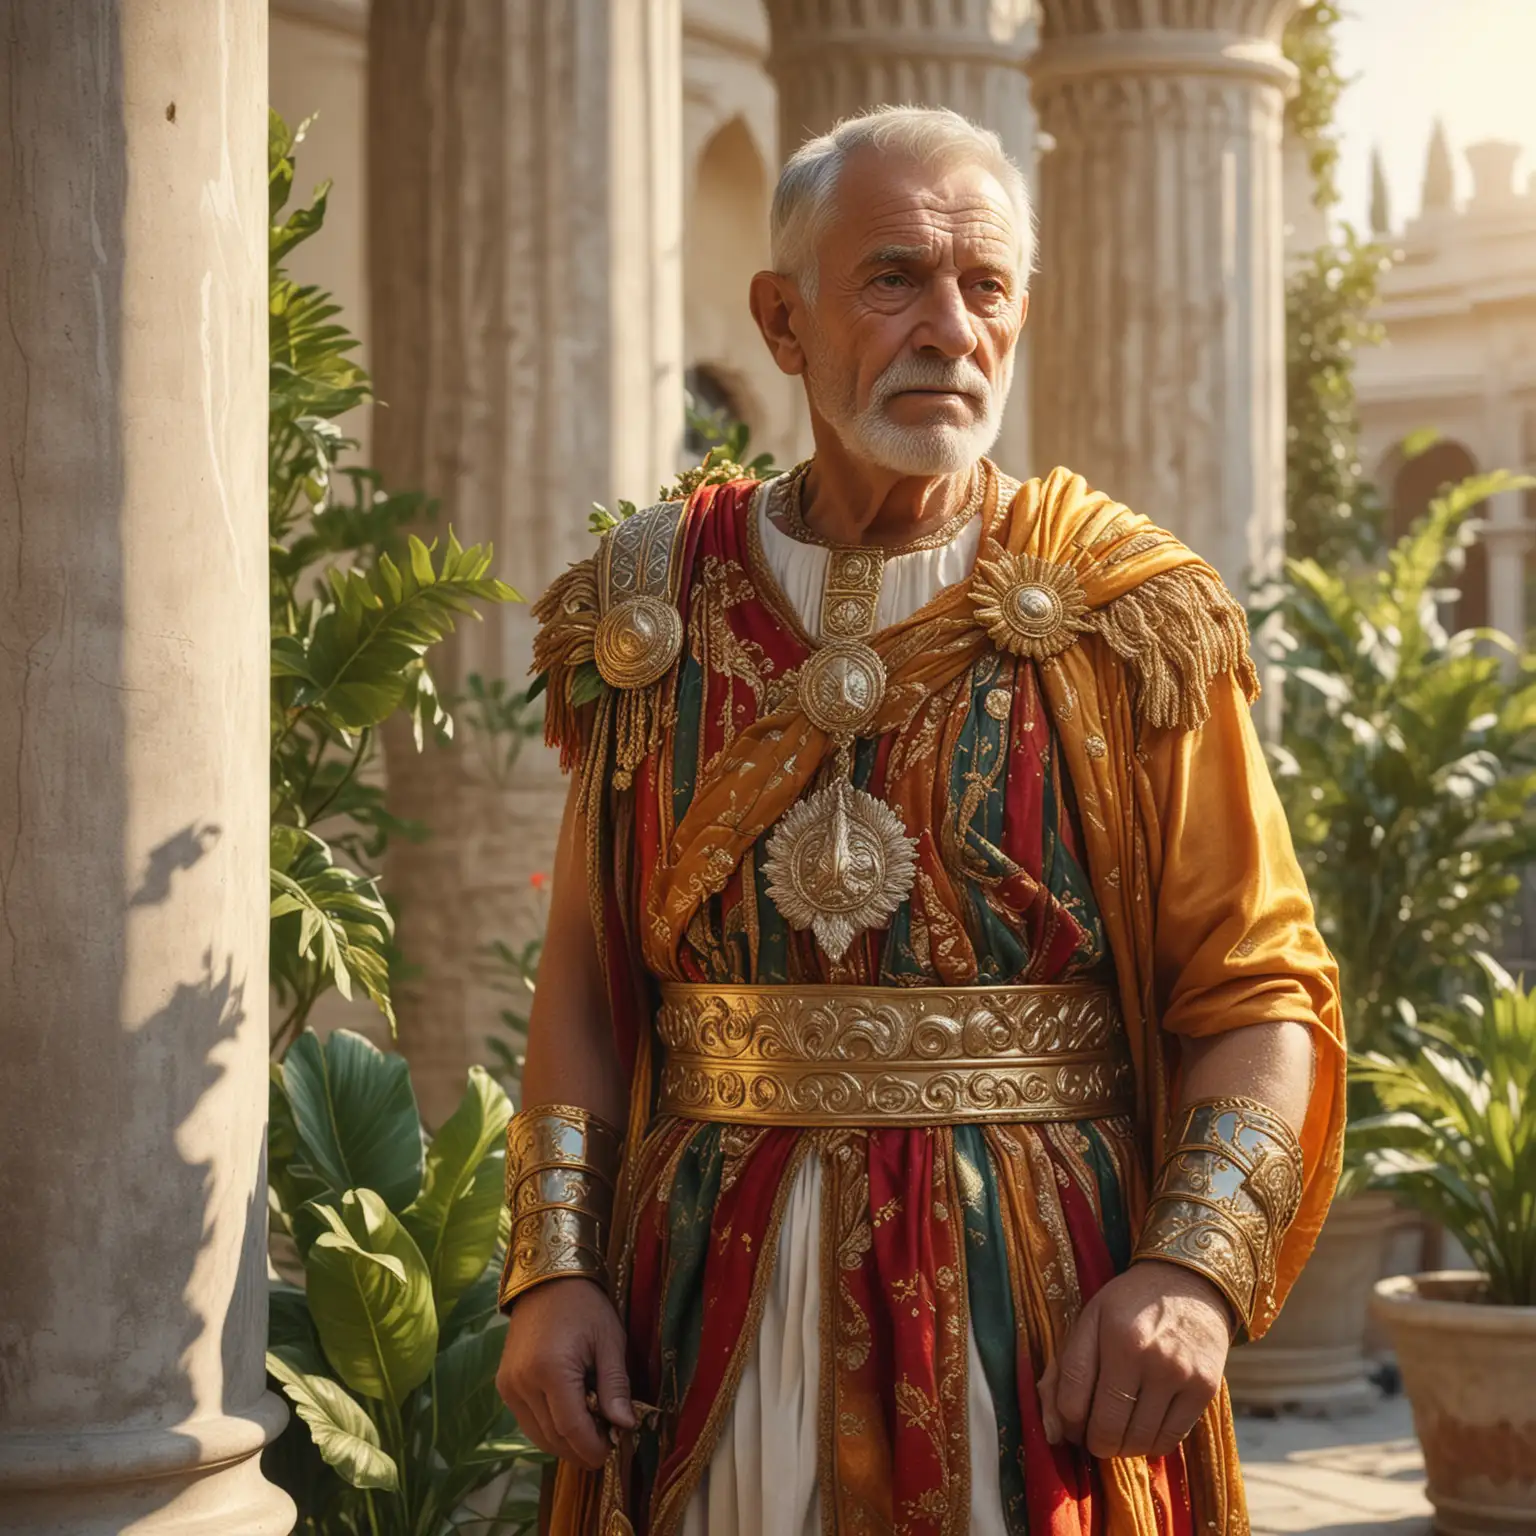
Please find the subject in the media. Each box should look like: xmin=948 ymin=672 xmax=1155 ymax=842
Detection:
xmin=793 ymin=424 xmax=980 ymax=549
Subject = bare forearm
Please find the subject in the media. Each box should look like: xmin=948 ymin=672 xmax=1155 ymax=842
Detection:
xmin=519 ymin=779 xmax=628 ymax=1130
xmin=1176 ymin=1019 xmax=1313 ymax=1131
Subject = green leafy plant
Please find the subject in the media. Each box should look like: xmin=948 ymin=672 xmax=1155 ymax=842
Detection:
xmin=482 ymin=936 xmax=539 ymax=1099
xmin=267 ymin=112 xmax=520 ymax=1053
xmin=1354 ymin=957 xmax=1536 ymax=1306
xmin=1267 ymin=467 xmax=1536 ymax=1058
xmin=446 ymin=674 xmax=546 ymax=789
xmin=1285 ymin=230 xmax=1393 ymax=567
xmin=265 ymin=1028 xmax=545 ymax=1533
xmin=1279 ymin=1 xmax=1395 ymax=570
xmin=1283 ymin=0 xmax=1347 ymax=212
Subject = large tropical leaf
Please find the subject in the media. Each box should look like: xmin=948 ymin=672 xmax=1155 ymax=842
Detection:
xmin=268 ymin=1062 xmax=329 ymax=1225
xmin=410 ymin=1319 xmax=529 ymax=1527
xmin=281 ymin=1029 xmax=423 ymax=1212
xmin=273 ymin=532 xmax=520 ymax=733
xmin=268 ymin=1280 xmax=327 ymax=1377
xmin=403 ymin=1067 xmax=512 ymax=1323
xmin=440 ymin=1258 xmax=505 ymax=1349
xmin=432 ymin=1320 xmax=513 ymax=1466
xmin=305 ymin=1190 xmax=439 ymax=1405
xmin=267 ymin=1348 xmax=398 ymax=1491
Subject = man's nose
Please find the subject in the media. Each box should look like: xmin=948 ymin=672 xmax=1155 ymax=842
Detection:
xmin=914 ymin=278 xmax=978 ymax=359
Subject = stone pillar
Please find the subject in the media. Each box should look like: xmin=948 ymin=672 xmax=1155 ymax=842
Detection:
xmin=762 ymin=0 xmax=1039 ymax=473
xmin=0 ymin=5 xmax=292 ymax=1533
xmin=369 ymin=0 xmax=684 ymax=1121
xmin=1028 ymin=1 xmax=1301 ymax=603
xmin=1482 ymin=381 xmax=1533 ymax=653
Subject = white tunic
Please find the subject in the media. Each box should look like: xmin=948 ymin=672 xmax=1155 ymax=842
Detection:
xmin=679 ymin=492 xmax=1006 ymax=1536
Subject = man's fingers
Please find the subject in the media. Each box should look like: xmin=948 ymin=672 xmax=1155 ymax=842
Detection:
xmin=1147 ymin=1387 xmax=1210 ymax=1463
xmin=506 ymin=1386 xmax=560 ymax=1462
xmin=544 ymin=1377 xmax=610 ymax=1470
xmin=593 ymin=1319 xmax=637 ymax=1431
xmin=1083 ymin=1366 xmax=1141 ymax=1460
xmin=1036 ymin=1354 xmax=1062 ymax=1445
xmin=1052 ymin=1308 xmax=1101 ymax=1446
xmin=1116 ymin=1380 xmax=1174 ymax=1461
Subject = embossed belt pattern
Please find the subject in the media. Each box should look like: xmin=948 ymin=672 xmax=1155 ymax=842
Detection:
xmin=655 ymin=982 xmax=1135 ymax=1127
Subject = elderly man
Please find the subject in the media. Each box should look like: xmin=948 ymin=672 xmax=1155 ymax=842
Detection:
xmin=496 ymin=106 xmax=1344 ymax=1536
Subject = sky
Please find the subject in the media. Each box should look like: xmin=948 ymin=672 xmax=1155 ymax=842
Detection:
xmin=1334 ymin=0 xmax=1536 ymax=231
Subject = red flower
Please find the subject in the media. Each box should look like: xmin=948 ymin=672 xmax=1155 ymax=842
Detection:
xmin=529 ymin=871 xmax=549 ymax=892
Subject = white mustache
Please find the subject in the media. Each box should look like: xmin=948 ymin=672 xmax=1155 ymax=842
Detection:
xmin=870 ymin=355 xmax=991 ymax=410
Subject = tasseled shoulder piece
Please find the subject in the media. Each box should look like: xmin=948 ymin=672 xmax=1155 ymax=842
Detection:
xmin=530 ymin=553 xmax=602 ymax=773
xmin=529 ymin=499 xmax=689 ymax=785
xmin=1089 ymin=564 xmax=1260 ymax=732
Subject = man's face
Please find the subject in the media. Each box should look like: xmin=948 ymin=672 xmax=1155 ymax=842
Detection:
xmin=798 ymin=148 xmax=1027 ymax=476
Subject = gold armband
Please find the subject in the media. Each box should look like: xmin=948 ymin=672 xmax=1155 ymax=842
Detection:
xmin=498 ymin=1103 xmax=621 ymax=1311
xmin=1132 ymin=1096 xmax=1304 ymax=1338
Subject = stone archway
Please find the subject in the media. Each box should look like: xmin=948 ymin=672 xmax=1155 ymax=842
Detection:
xmin=1388 ymin=439 xmax=1490 ymax=632
xmin=683 ymin=114 xmax=794 ymax=465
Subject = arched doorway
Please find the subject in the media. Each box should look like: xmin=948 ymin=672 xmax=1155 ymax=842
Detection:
xmin=684 ymin=363 xmax=747 ymax=458
xmin=683 ymin=116 xmax=780 ymax=463
xmin=1389 ymin=439 xmax=1489 ymax=631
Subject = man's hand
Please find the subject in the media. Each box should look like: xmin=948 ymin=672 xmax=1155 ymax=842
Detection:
xmin=1036 ymin=1261 xmax=1232 ymax=1461
xmin=496 ymin=1278 xmax=636 ymax=1471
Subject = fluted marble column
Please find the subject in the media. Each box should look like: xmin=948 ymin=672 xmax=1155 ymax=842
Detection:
xmin=0 ymin=4 xmax=292 ymax=1531
xmin=1029 ymin=2 xmax=1301 ymax=603
xmin=762 ymin=0 xmax=1039 ymax=472
xmin=369 ymin=0 xmax=684 ymax=1120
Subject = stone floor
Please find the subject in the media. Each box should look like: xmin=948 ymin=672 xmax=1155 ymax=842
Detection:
xmin=1237 ymin=1394 xmax=1433 ymax=1536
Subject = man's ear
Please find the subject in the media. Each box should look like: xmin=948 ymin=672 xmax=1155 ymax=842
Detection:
xmin=750 ymin=270 xmax=808 ymax=378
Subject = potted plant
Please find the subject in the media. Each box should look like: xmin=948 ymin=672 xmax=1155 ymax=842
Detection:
xmin=1225 ymin=465 xmax=1536 ymax=1411
xmin=1361 ymin=958 xmax=1536 ymax=1534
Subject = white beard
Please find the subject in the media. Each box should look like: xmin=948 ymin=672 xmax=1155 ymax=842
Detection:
xmin=811 ymin=348 xmax=1014 ymax=476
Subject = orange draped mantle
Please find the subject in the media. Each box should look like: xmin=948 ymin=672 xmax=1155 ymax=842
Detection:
xmin=542 ymin=464 xmax=1346 ymax=1534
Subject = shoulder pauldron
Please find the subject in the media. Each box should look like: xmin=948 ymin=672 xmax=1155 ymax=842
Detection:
xmin=531 ymin=499 xmax=688 ymax=785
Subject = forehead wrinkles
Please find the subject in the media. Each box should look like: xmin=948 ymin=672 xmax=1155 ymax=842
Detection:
xmin=838 ymin=188 xmax=1019 ymax=266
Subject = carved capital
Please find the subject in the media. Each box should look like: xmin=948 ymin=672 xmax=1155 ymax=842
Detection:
xmin=1037 ymin=0 xmax=1301 ymax=43
xmin=1031 ymin=0 xmax=1302 ymax=93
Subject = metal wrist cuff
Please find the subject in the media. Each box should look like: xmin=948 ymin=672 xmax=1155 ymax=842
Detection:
xmin=1132 ymin=1096 xmax=1304 ymax=1336
xmin=499 ymin=1104 xmax=621 ymax=1310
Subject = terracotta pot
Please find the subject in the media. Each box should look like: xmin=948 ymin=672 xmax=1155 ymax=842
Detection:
xmin=1224 ymin=1191 xmax=1395 ymax=1413
xmin=1372 ymin=1272 xmax=1536 ymax=1536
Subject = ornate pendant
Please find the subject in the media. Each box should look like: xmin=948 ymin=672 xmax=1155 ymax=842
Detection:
xmin=761 ymin=774 xmax=919 ymax=961
xmin=798 ymin=639 xmax=886 ymax=737
xmin=970 ymin=550 xmax=1090 ymax=662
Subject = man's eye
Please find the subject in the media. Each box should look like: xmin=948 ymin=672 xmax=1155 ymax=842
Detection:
xmin=975 ymin=278 xmax=1005 ymax=295
xmin=874 ymin=272 xmax=909 ymax=289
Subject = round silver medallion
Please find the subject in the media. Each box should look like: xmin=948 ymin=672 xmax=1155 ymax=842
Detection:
xmin=797 ymin=641 xmax=886 ymax=738
xmin=1005 ymin=583 xmax=1063 ymax=637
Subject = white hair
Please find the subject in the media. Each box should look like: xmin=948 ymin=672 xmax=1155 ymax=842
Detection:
xmin=770 ymin=105 xmax=1037 ymax=302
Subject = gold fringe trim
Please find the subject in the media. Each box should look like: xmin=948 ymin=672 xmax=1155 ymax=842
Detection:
xmin=610 ymin=669 xmax=679 ymax=792
xmin=531 ymin=556 xmax=601 ymax=773
xmin=1089 ymin=565 xmax=1260 ymax=732
xmin=531 ymin=553 xmax=678 ymax=788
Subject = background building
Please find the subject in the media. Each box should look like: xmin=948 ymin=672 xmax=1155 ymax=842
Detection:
xmin=1357 ymin=129 xmax=1536 ymax=644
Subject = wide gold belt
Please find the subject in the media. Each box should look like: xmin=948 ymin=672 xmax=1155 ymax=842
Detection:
xmin=655 ymin=982 xmax=1134 ymax=1127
